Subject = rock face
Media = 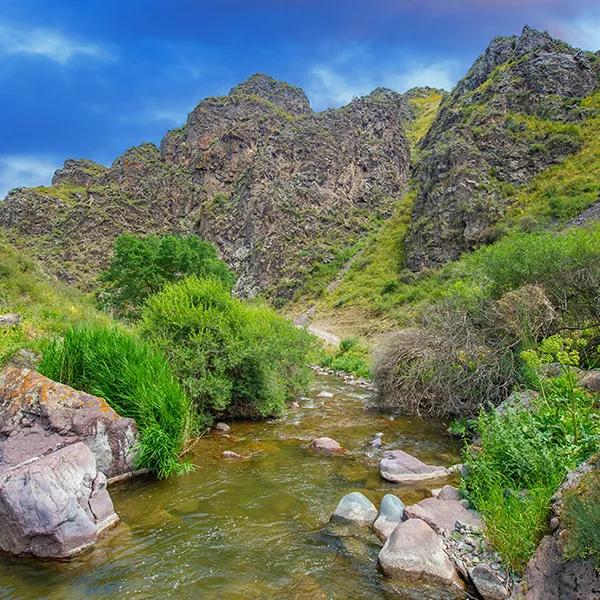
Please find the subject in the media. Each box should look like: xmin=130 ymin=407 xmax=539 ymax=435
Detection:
xmin=310 ymin=437 xmax=344 ymax=454
xmin=0 ymin=74 xmax=413 ymax=300
xmin=0 ymin=367 xmax=138 ymax=478
xmin=330 ymin=492 xmax=378 ymax=526
xmin=379 ymin=449 xmax=449 ymax=483
xmin=373 ymin=494 xmax=405 ymax=541
xmin=378 ymin=518 xmax=465 ymax=594
xmin=404 ymin=498 xmax=482 ymax=534
xmin=405 ymin=26 xmax=600 ymax=271
xmin=0 ymin=442 xmax=118 ymax=558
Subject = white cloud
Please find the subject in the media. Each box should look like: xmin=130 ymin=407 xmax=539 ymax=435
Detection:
xmin=561 ymin=12 xmax=600 ymax=51
xmin=306 ymin=49 xmax=460 ymax=110
xmin=0 ymin=156 xmax=59 ymax=199
xmin=0 ymin=22 xmax=112 ymax=64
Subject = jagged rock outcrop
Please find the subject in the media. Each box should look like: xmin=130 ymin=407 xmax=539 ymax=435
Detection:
xmin=0 ymin=367 xmax=138 ymax=478
xmin=0 ymin=74 xmax=413 ymax=299
xmin=405 ymin=26 xmax=600 ymax=270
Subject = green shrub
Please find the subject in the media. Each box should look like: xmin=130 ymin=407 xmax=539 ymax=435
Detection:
xmin=39 ymin=325 xmax=193 ymax=479
xmin=320 ymin=337 xmax=371 ymax=379
xmin=140 ymin=276 xmax=315 ymax=419
xmin=99 ymin=234 xmax=235 ymax=319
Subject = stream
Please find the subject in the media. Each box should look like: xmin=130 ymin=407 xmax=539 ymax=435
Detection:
xmin=0 ymin=373 xmax=460 ymax=600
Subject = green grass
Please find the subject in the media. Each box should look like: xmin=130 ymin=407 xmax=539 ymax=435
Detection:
xmin=406 ymin=91 xmax=444 ymax=149
xmin=39 ymin=324 xmax=193 ymax=479
xmin=320 ymin=337 xmax=371 ymax=379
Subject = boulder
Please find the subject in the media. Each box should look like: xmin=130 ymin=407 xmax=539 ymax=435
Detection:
xmin=579 ymin=370 xmax=600 ymax=393
xmin=0 ymin=367 xmax=138 ymax=478
xmin=215 ymin=422 xmax=231 ymax=433
xmin=373 ymin=494 xmax=405 ymax=541
xmin=310 ymin=437 xmax=344 ymax=454
xmin=496 ymin=389 xmax=539 ymax=415
xmin=330 ymin=492 xmax=378 ymax=526
xmin=0 ymin=313 xmax=20 ymax=327
xmin=404 ymin=498 xmax=482 ymax=534
xmin=469 ymin=564 xmax=508 ymax=600
xmin=0 ymin=442 xmax=118 ymax=559
xmin=434 ymin=485 xmax=461 ymax=502
xmin=379 ymin=449 xmax=449 ymax=483
xmin=7 ymin=349 xmax=40 ymax=370
xmin=378 ymin=518 xmax=465 ymax=593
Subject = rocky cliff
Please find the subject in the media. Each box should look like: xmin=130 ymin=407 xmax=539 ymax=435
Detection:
xmin=0 ymin=75 xmax=415 ymax=300
xmin=405 ymin=26 xmax=600 ymax=270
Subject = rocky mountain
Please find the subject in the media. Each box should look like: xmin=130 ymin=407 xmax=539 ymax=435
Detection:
xmin=0 ymin=75 xmax=417 ymax=300
xmin=405 ymin=26 xmax=600 ymax=270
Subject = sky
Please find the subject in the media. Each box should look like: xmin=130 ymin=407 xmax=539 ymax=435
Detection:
xmin=0 ymin=0 xmax=599 ymax=197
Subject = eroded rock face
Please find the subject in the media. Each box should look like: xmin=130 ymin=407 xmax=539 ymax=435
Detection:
xmin=0 ymin=367 xmax=138 ymax=478
xmin=405 ymin=26 xmax=599 ymax=271
xmin=0 ymin=442 xmax=118 ymax=559
xmin=379 ymin=449 xmax=449 ymax=483
xmin=378 ymin=518 xmax=465 ymax=594
xmin=373 ymin=494 xmax=405 ymax=541
xmin=330 ymin=492 xmax=378 ymax=527
xmin=404 ymin=498 xmax=482 ymax=534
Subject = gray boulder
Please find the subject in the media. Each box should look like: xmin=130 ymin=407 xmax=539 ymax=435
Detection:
xmin=405 ymin=498 xmax=482 ymax=534
xmin=378 ymin=518 xmax=465 ymax=593
xmin=432 ymin=485 xmax=461 ymax=502
xmin=0 ymin=442 xmax=118 ymax=558
xmin=579 ymin=370 xmax=600 ymax=393
xmin=0 ymin=314 xmax=20 ymax=327
xmin=0 ymin=367 xmax=138 ymax=478
xmin=469 ymin=564 xmax=508 ymax=600
xmin=331 ymin=492 xmax=378 ymax=526
xmin=373 ymin=494 xmax=405 ymax=541
xmin=380 ymin=449 xmax=449 ymax=483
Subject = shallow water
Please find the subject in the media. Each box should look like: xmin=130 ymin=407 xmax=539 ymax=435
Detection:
xmin=0 ymin=373 xmax=460 ymax=600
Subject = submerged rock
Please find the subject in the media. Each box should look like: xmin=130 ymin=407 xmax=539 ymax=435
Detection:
xmin=0 ymin=367 xmax=138 ymax=478
xmin=0 ymin=442 xmax=118 ymax=559
xmin=330 ymin=492 xmax=378 ymax=527
xmin=404 ymin=498 xmax=482 ymax=534
xmin=379 ymin=449 xmax=449 ymax=483
xmin=222 ymin=450 xmax=242 ymax=459
xmin=316 ymin=391 xmax=334 ymax=399
xmin=310 ymin=437 xmax=344 ymax=454
xmin=373 ymin=494 xmax=405 ymax=541
xmin=378 ymin=519 xmax=465 ymax=594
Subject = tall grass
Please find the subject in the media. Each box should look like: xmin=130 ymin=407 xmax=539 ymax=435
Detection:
xmin=39 ymin=325 xmax=193 ymax=479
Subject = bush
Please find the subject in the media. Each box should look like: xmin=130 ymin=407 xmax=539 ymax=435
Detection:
xmin=38 ymin=325 xmax=193 ymax=478
xmin=99 ymin=234 xmax=235 ymax=319
xmin=321 ymin=337 xmax=371 ymax=379
xmin=463 ymin=342 xmax=600 ymax=571
xmin=373 ymin=226 xmax=600 ymax=417
xmin=139 ymin=276 xmax=315 ymax=419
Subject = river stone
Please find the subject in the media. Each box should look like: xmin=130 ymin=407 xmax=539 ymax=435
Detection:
xmin=0 ymin=367 xmax=138 ymax=478
xmin=404 ymin=498 xmax=482 ymax=534
xmin=331 ymin=492 xmax=378 ymax=526
xmin=469 ymin=564 xmax=508 ymax=600
xmin=0 ymin=442 xmax=118 ymax=559
xmin=434 ymin=485 xmax=461 ymax=501
xmin=310 ymin=437 xmax=344 ymax=453
xmin=316 ymin=391 xmax=334 ymax=398
xmin=215 ymin=422 xmax=231 ymax=433
xmin=0 ymin=314 xmax=20 ymax=327
xmin=222 ymin=450 xmax=242 ymax=459
xmin=373 ymin=494 xmax=405 ymax=541
xmin=379 ymin=450 xmax=449 ymax=483
xmin=378 ymin=518 xmax=465 ymax=593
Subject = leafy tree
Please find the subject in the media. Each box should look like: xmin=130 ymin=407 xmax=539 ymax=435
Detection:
xmin=98 ymin=234 xmax=235 ymax=319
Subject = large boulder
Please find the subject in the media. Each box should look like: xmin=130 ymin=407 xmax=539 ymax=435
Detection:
xmin=378 ymin=518 xmax=465 ymax=594
xmin=579 ymin=370 xmax=600 ymax=394
xmin=404 ymin=498 xmax=482 ymax=534
xmin=0 ymin=442 xmax=118 ymax=558
xmin=373 ymin=494 xmax=405 ymax=541
xmin=330 ymin=492 xmax=378 ymax=527
xmin=0 ymin=367 xmax=138 ymax=478
xmin=379 ymin=449 xmax=449 ymax=483
xmin=310 ymin=437 xmax=344 ymax=454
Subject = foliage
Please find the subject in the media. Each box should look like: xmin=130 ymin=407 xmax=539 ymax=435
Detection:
xmin=98 ymin=234 xmax=235 ymax=319
xmin=320 ymin=337 xmax=371 ymax=379
xmin=562 ymin=468 xmax=600 ymax=567
xmin=0 ymin=237 xmax=109 ymax=366
xmin=140 ymin=276 xmax=315 ymax=419
xmin=38 ymin=324 xmax=193 ymax=479
xmin=463 ymin=341 xmax=600 ymax=571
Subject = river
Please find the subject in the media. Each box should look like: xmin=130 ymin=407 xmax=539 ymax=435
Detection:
xmin=0 ymin=373 xmax=460 ymax=599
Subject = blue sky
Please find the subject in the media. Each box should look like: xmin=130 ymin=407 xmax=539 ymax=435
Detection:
xmin=1 ymin=0 xmax=599 ymax=197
